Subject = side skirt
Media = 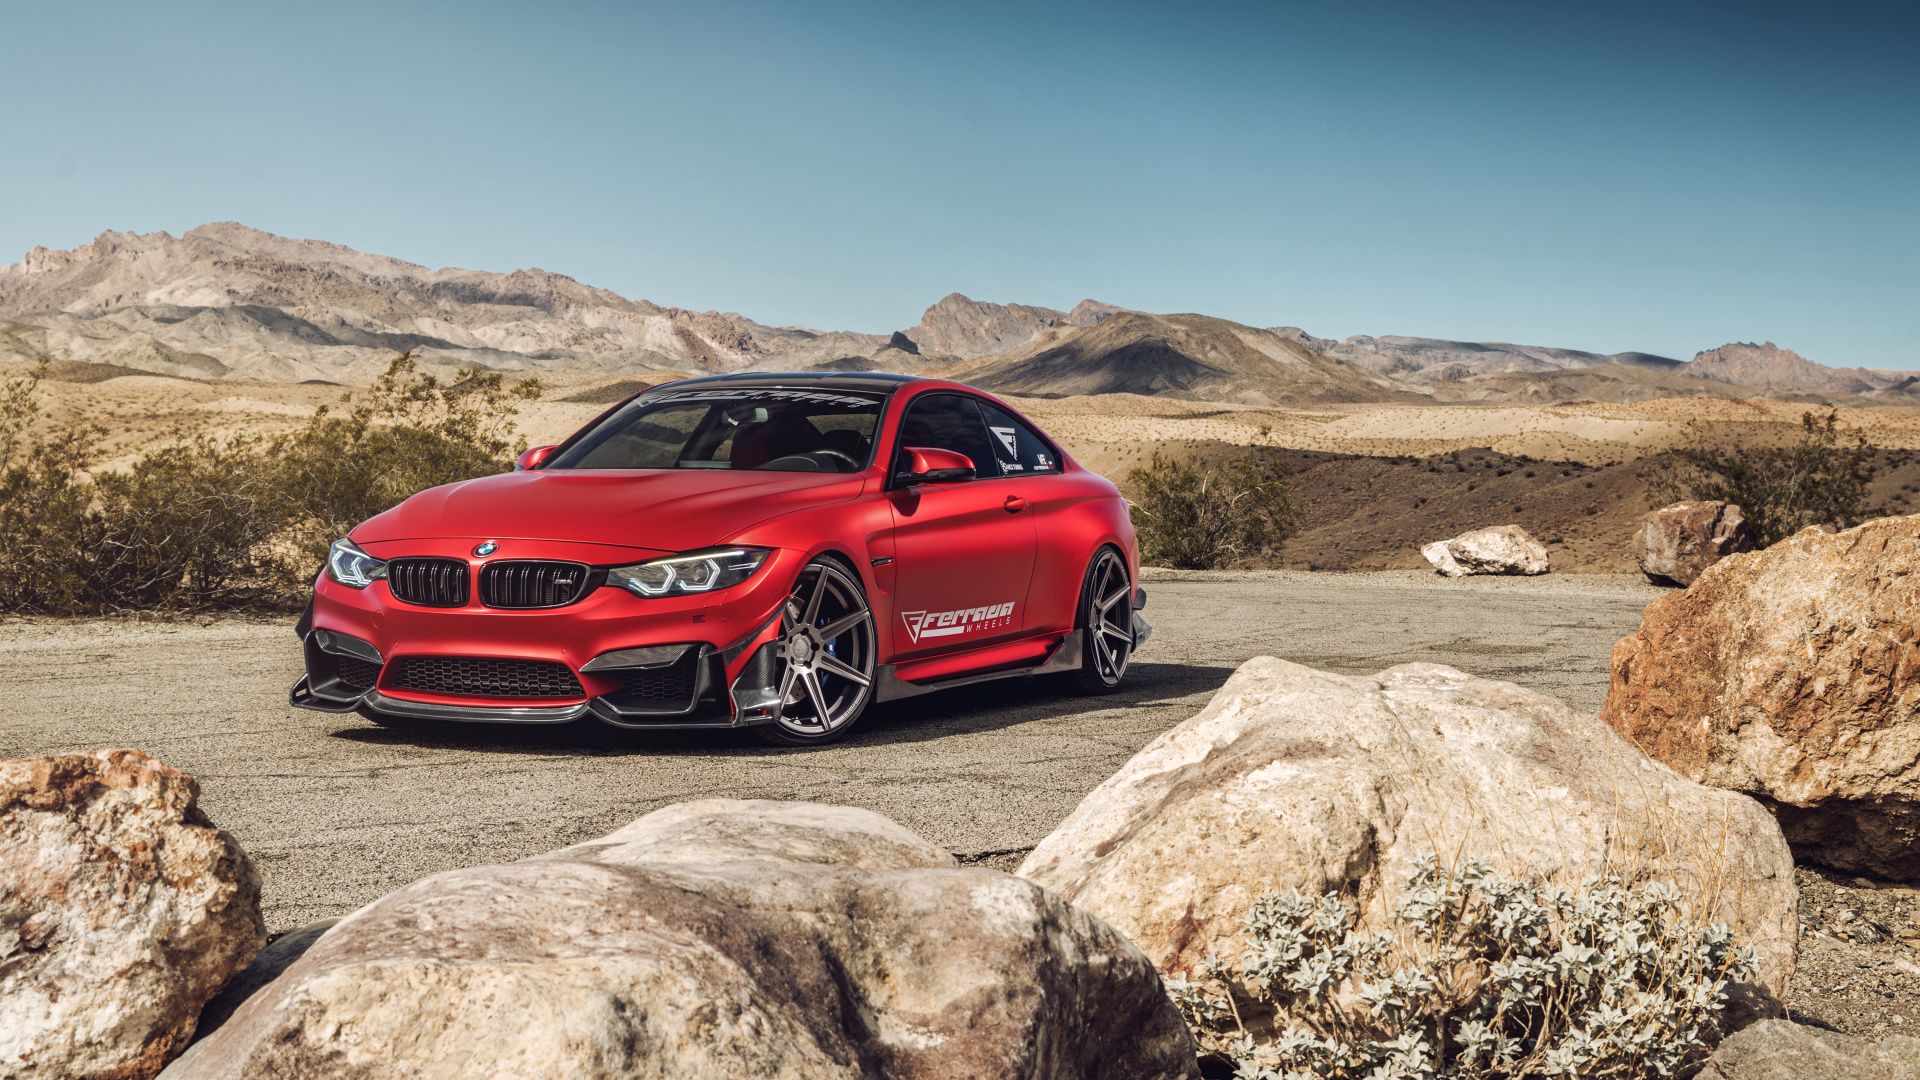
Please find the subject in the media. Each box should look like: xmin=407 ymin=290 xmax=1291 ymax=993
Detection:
xmin=874 ymin=631 xmax=1082 ymax=703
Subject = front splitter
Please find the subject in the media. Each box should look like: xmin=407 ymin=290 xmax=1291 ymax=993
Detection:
xmin=291 ymin=682 xmax=763 ymax=730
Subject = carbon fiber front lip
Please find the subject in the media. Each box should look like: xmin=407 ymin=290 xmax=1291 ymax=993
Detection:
xmin=361 ymin=691 xmax=593 ymax=724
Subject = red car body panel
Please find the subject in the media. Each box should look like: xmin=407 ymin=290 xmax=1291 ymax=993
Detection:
xmin=292 ymin=374 xmax=1143 ymax=730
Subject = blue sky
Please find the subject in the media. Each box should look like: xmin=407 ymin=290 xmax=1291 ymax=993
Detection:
xmin=3 ymin=1 xmax=1915 ymax=368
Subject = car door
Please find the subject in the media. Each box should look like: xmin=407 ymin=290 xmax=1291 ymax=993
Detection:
xmin=885 ymin=392 xmax=1037 ymax=659
xmin=975 ymin=399 xmax=1081 ymax=634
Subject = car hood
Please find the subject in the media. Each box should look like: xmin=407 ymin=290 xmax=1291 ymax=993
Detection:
xmin=352 ymin=469 xmax=867 ymax=551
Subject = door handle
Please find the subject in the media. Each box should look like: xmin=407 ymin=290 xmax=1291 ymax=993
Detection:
xmin=1003 ymin=496 xmax=1028 ymax=514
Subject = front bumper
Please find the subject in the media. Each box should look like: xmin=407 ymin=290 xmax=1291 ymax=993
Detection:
xmin=290 ymin=541 xmax=800 ymax=728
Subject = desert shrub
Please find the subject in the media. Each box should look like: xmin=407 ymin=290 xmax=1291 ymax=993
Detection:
xmin=0 ymin=427 xmax=107 ymax=613
xmin=1127 ymin=450 xmax=1297 ymax=569
xmin=87 ymin=434 xmax=294 ymax=609
xmin=274 ymin=354 xmax=541 ymax=568
xmin=0 ymin=353 xmax=539 ymax=614
xmin=1167 ymin=855 xmax=1755 ymax=1079
xmin=1642 ymin=408 xmax=1880 ymax=547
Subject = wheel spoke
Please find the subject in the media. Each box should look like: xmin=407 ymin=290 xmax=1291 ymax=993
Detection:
xmin=1100 ymin=622 xmax=1134 ymax=645
xmin=801 ymin=668 xmax=833 ymax=726
xmin=802 ymin=568 xmax=828 ymax=626
xmin=776 ymin=657 xmax=800 ymax=707
xmin=817 ymin=653 xmax=870 ymax=687
xmin=1097 ymin=584 xmax=1129 ymax=614
xmin=1091 ymin=628 xmax=1114 ymax=675
xmin=819 ymin=608 xmax=870 ymax=640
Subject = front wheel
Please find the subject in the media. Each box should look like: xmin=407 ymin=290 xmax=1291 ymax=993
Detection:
xmin=1070 ymin=547 xmax=1135 ymax=695
xmin=756 ymin=559 xmax=877 ymax=747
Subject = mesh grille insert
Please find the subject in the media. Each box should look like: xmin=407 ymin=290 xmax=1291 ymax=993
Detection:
xmin=618 ymin=663 xmax=697 ymax=704
xmin=481 ymin=561 xmax=591 ymax=609
xmin=385 ymin=558 xmax=469 ymax=607
xmin=392 ymin=657 xmax=584 ymax=699
xmin=336 ymin=656 xmax=382 ymax=690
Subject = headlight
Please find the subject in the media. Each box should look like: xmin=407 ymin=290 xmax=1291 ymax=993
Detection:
xmin=608 ymin=547 xmax=771 ymax=597
xmin=326 ymin=538 xmax=387 ymax=589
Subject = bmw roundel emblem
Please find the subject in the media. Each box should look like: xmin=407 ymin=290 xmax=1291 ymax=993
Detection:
xmin=473 ymin=541 xmax=497 ymax=557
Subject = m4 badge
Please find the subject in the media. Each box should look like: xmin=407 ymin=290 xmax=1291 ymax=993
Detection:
xmin=901 ymin=602 xmax=1015 ymax=643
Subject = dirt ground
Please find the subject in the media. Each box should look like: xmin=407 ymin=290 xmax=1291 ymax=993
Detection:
xmin=1 ymin=571 xmax=1663 ymax=933
xmin=5 ymin=571 xmax=1916 ymax=1037
xmin=1789 ymin=866 xmax=1920 ymax=1040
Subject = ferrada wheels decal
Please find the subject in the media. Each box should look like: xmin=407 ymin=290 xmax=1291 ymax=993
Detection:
xmin=900 ymin=603 xmax=1015 ymax=643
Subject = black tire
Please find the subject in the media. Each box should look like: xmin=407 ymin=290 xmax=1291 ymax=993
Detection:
xmin=1070 ymin=546 xmax=1135 ymax=695
xmin=756 ymin=558 xmax=878 ymax=747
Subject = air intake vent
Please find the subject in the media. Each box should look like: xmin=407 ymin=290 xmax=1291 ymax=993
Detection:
xmin=336 ymin=656 xmax=382 ymax=690
xmin=481 ymin=561 xmax=592 ymax=609
xmin=618 ymin=662 xmax=697 ymax=705
xmin=385 ymin=558 xmax=469 ymax=607
xmin=392 ymin=657 xmax=584 ymax=699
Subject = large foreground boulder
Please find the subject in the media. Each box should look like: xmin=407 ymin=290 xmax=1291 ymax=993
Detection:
xmin=1699 ymin=1019 xmax=1920 ymax=1079
xmin=1 ymin=750 xmax=265 ymax=1080
xmin=1421 ymin=524 xmax=1550 ymax=577
xmin=1018 ymin=658 xmax=1797 ymax=1018
xmin=171 ymin=799 xmax=1197 ymax=1080
xmin=1636 ymin=500 xmax=1755 ymax=586
xmin=1601 ymin=515 xmax=1920 ymax=880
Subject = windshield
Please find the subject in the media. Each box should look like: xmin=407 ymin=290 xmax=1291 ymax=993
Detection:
xmin=544 ymin=387 xmax=885 ymax=473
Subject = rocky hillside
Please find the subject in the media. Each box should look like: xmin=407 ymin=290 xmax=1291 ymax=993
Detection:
xmin=3 ymin=224 xmax=1912 ymax=406
xmin=0 ymin=225 xmax=873 ymax=383
xmin=1274 ymin=329 xmax=1685 ymax=384
xmin=944 ymin=311 xmax=1423 ymax=406
xmin=898 ymin=293 xmax=1127 ymax=359
xmin=1686 ymin=341 xmax=1917 ymax=396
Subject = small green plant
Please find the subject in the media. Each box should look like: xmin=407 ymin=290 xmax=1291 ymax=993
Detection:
xmin=1642 ymin=408 xmax=1881 ymax=547
xmin=1167 ymin=855 xmax=1755 ymax=1079
xmin=1126 ymin=450 xmax=1297 ymax=570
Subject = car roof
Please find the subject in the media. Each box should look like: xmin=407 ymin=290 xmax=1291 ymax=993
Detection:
xmin=643 ymin=371 xmax=925 ymax=394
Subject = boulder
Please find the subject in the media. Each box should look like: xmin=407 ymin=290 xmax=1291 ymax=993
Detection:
xmin=1 ymin=750 xmax=265 ymax=1080
xmin=1699 ymin=1019 xmax=1920 ymax=1079
xmin=1421 ymin=524 xmax=1550 ymax=577
xmin=1017 ymin=658 xmax=1797 ymax=1022
xmin=1636 ymin=500 xmax=1756 ymax=585
xmin=185 ymin=919 xmax=341 ymax=1048
xmin=1600 ymin=515 xmax=1920 ymax=880
xmin=170 ymin=799 xmax=1198 ymax=1080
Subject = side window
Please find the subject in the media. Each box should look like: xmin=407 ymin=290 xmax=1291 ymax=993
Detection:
xmin=977 ymin=402 xmax=1061 ymax=475
xmin=894 ymin=394 xmax=1000 ymax=479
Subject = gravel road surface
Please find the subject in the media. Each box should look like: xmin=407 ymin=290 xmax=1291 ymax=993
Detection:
xmin=1 ymin=570 xmax=1666 ymax=933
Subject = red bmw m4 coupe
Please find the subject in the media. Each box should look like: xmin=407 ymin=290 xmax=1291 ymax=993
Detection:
xmin=291 ymin=372 xmax=1150 ymax=745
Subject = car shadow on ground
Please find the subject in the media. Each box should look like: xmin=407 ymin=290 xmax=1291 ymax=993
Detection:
xmin=324 ymin=660 xmax=1234 ymax=757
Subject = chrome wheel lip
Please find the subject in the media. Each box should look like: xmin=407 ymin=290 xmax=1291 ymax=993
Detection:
xmin=772 ymin=562 xmax=875 ymax=737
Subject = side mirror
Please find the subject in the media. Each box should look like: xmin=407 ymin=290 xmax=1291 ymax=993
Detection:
xmin=895 ymin=446 xmax=976 ymax=485
xmin=516 ymin=444 xmax=559 ymax=471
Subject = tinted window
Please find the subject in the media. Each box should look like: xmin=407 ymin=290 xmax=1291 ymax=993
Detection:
xmin=894 ymin=394 xmax=1000 ymax=479
xmin=546 ymin=388 xmax=882 ymax=472
xmin=977 ymin=402 xmax=1060 ymax=475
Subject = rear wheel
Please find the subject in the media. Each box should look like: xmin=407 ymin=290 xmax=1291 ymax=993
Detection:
xmin=1070 ymin=547 xmax=1134 ymax=695
xmin=756 ymin=558 xmax=877 ymax=746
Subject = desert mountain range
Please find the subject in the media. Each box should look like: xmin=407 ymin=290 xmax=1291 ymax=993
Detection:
xmin=2 ymin=224 xmax=1912 ymax=404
